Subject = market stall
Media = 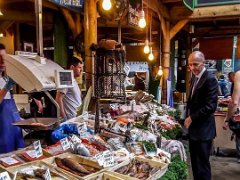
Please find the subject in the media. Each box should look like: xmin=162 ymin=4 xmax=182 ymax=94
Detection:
xmin=0 ymin=49 xmax=187 ymax=179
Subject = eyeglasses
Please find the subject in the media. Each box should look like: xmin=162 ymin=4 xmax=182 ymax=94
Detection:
xmin=188 ymin=63 xmax=202 ymax=67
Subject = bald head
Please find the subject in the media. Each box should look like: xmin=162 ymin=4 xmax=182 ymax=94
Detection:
xmin=188 ymin=51 xmax=205 ymax=75
xmin=188 ymin=51 xmax=205 ymax=63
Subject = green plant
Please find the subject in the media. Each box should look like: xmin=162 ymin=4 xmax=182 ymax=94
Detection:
xmin=167 ymin=109 xmax=181 ymax=120
xmin=161 ymin=125 xmax=182 ymax=140
xmin=159 ymin=155 xmax=188 ymax=180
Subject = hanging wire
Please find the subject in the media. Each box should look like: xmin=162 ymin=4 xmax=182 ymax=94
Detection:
xmin=146 ymin=0 xmax=149 ymax=40
xmin=159 ymin=22 xmax=162 ymax=66
xmin=149 ymin=12 xmax=152 ymax=44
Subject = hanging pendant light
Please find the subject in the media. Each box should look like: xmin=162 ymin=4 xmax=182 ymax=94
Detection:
xmin=143 ymin=2 xmax=149 ymax=54
xmin=144 ymin=39 xmax=150 ymax=54
xmin=148 ymin=12 xmax=154 ymax=61
xmin=102 ymin=0 xmax=112 ymax=11
xmin=148 ymin=47 xmax=154 ymax=61
xmin=138 ymin=0 xmax=146 ymax=28
xmin=138 ymin=10 xmax=146 ymax=28
xmin=157 ymin=66 xmax=163 ymax=76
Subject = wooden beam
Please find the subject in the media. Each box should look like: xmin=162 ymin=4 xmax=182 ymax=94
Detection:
xmin=170 ymin=19 xmax=188 ymax=40
xmin=75 ymin=14 xmax=82 ymax=35
xmin=162 ymin=0 xmax=181 ymax=3
xmin=61 ymin=8 xmax=77 ymax=37
xmin=157 ymin=12 xmax=167 ymax=39
xmin=190 ymin=4 xmax=240 ymax=20
xmin=1 ymin=0 xmax=58 ymax=10
xmin=0 ymin=10 xmax=34 ymax=22
xmin=143 ymin=0 xmax=170 ymax=20
xmin=194 ymin=26 xmax=240 ymax=37
xmin=0 ymin=21 xmax=14 ymax=32
xmin=170 ymin=6 xmax=192 ymax=21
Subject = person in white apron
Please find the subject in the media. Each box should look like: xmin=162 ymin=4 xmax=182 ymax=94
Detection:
xmin=0 ymin=43 xmax=25 ymax=153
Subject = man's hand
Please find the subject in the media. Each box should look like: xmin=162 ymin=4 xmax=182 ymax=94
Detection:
xmin=4 ymin=77 xmax=16 ymax=91
xmin=222 ymin=121 xmax=229 ymax=130
xmin=184 ymin=116 xmax=192 ymax=129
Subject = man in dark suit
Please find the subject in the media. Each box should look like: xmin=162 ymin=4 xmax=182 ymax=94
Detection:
xmin=185 ymin=51 xmax=218 ymax=180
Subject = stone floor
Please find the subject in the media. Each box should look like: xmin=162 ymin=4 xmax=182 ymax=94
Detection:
xmin=211 ymin=156 xmax=240 ymax=180
xmin=187 ymin=151 xmax=240 ymax=180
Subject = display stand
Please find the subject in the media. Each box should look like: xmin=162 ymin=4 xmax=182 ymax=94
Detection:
xmin=93 ymin=47 xmax=126 ymax=133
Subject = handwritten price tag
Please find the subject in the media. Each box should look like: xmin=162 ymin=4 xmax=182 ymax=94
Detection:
xmin=0 ymin=172 xmax=11 ymax=180
xmin=70 ymin=134 xmax=81 ymax=144
xmin=33 ymin=140 xmax=43 ymax=158
xmin=44 ymin=168 xmax=51 ymax=180
xmin=77 ymin=122 xmax=87 ymax=134
xmin=95 ymin=150 xmax=115 ymax=167
xmin=60 ymin=137 xmax=70 ymax=150
xmin=0 ymin=157 xmax=19 ymax=165
xmin=95 ymin=152 xmax=104 ymax=166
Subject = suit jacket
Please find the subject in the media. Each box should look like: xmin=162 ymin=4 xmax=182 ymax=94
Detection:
xmin=187 ymin=70 xmax=218 ymax=141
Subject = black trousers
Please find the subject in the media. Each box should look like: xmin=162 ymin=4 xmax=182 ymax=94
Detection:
xmin=189 ymin=139 xmax=212 ymax=180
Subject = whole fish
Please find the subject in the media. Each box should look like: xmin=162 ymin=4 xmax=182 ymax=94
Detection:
xmin=62 ymin=158 xmax=90 ymax=174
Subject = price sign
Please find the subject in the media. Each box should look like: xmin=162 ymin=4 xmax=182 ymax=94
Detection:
xmin=44 ymin=168 xmax=51 ymax=180
xmin=95 ymin=152 xmax=104 ymax=166
xmin=33 ymin=140 xmax=43 ymax=158
xmin=60 ymin=137 xmax=70 ymax=150
xmin=81 ymin=112 xmax=89 ymax=120
xmin=0 ymin=172 xmax=11 ymax=180
xmin=70 ymin=134 xmax=81 ymax=144
xmin=0 ymin=157 xmax=19 ymax=165
xmin=77 ymin=122 xmax=87 ymax=134
xmin=102 ymin=150 xmax=115 ymax=168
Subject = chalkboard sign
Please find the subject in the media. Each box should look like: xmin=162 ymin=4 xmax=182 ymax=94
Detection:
xmin=196 ymin=0 xmax=240 ymax=7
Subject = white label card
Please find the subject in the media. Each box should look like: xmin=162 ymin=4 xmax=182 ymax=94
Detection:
xmin=0 ymin=157 xmax=19 ymax=165
xmin=77 ymin=122 xmax=87 ymax=134
xmin=95 ymin=152 xmax=104 ymax=166
xmin=60 ymin=137 xmax=70 ymax=150
xmin=33 ymin=140 xmax=43 ymax=158
xmin=101 ymin=150 xmax=115 ymax=168
xmin=44 ymin=168 xmax=51 ymax=180
xmin=0 ymin=172 xmax=11 ymax=180
xmin=70 ymin=134 xmax=81 ymax=146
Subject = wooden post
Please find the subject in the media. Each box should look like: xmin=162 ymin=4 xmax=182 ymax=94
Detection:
xmin=161 ymin=21 xmax=170 ymax=104
xmin=84 ymin=0 xmax=97 ymax=89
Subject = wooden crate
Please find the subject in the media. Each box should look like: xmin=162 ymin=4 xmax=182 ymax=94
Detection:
xmin=0 ymin=148 xmax=52 ymax=170
xmin=43 ymin=152 xmax=105 ymax=180
xmin=108 ymin=156 xmax=168 ymax=180
xmin=84 ymin=171 xmax=126 ymax=180
xmin=5 ymin=160 xmax=75 ymax=179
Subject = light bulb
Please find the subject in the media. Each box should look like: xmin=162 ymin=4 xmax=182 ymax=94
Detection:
xmin=102 ymin=0 xmax=112 ymax=11
xmin=138 ymin=10 xmax=146 ymax=28
xmin=144 ymin=45 xmax=150 ymax=54
xmin=158 ymin=66 xmax=163 ymax=76
xmin=0 ymin=33 xmax=3 ymax=37
xmin=148 ymin=48 xmax=154 ymax=61
xmin=0 ymin=10 xmax=3 ymax=16
xmin=144 ymin=40 xmax=150 ymax=54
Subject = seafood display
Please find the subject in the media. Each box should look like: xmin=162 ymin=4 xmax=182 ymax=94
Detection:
xmin=8 ymin=163 xmax=70 ymax=180
xmin=54 ymin=157 xmax=101 ymax=177
xmin=115 ymin=159 xmax=158 ymax=180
